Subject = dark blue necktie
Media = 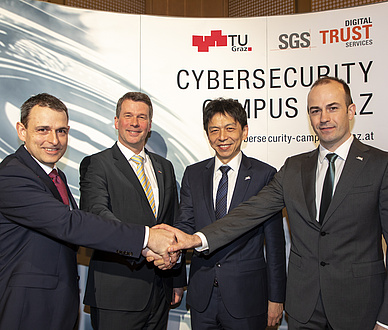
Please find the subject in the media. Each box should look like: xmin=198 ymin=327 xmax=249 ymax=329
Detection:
xmin=215 ymin=165 xmax=231 ymax=220
xmin=319 ymin=153 xmax=338 ymax=223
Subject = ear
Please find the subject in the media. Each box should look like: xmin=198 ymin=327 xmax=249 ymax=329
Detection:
xmin=16 ymin=122 xmax=27 ymax=142
xmin=114 ymin=116 xmax=119 ymax=130
xmin=347 ymin=103 xmax=356 ymax=120
xmin=242 ymin=125 xmax=248 ymax=140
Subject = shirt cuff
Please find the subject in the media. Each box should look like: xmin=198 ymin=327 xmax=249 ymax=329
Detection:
xmin=143 ymin=226 xmax=149 ymax=249
xmin=194 ymin=232 xmax=209 ymax=251
xmin=377 ymin=322 xmax=388 ymax=329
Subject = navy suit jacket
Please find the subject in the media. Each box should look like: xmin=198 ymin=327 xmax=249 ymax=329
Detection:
xmin=80 ymin=143 xmax=186 ymax=312
xmin=175 ymin=153 xmax=286 ymax=318
xmin=0 ymin=146 xmax=145 ymax=330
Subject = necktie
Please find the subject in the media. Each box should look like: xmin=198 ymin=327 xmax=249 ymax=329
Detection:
xmin=319 ymin=153 xmax=338 ymax=223
xmin=49 ymin=169 xmax=69 ymax=205
xmin=215 ymin=165 xmax=231 ymax=220
xmin=131 ymin=154 xmax=157 ymax=218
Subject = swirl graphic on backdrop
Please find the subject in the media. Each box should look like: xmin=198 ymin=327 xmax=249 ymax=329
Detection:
xmin=0 ymin=0 xmax=197 ymax=200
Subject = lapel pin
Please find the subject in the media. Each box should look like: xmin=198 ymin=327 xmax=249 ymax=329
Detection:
xmin=356 ymin=156 xmax=363 ymax=161
xmin=245 ymin=176 xmax=251 ymax=180
xmin=158 ymin=170 xmax=162 ymax=174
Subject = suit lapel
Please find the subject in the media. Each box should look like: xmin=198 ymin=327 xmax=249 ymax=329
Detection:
xmin=323 ymin=139 xmax=369 ymax=225
xmin=112 ymin=143 xmax=151 ymax=206
xmin=58 ymin=168 xmax=78 ymax=209
xmin=302 ymin=148 xmax=319 ymax=226
xmin=230 ymin=154 xmax=252 ymax=210
xmin=15 ymin=145 xmax=63 ymax=203
xmin=203 ymin=158 xmax=216 ymax=222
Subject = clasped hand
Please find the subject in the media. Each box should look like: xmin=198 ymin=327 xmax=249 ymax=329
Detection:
xmin=142 ymin=227 xmax=181 ymax=270
xmin=143 ymin=224 xmax=203 ymax=270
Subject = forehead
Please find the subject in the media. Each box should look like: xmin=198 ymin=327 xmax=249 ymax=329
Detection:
xmin=28 ymin=105 xmax=68 ymax=126
xmin=308 ymin=81 xmax=346 ymax=105
xmin=209 ymin=112 xmax=239 ymax=126
xmin=121 ymin=99 xmax=150 ymax=115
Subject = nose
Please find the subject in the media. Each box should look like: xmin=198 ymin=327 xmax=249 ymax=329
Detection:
xmin=130 ymin=116 xmax=139 ymax=126
xmin=48 ymin=130 xmax=59 ymax=145
xmin=218 ymin=129 xmax=227 ymax=141
xmin=320 ymin=109 xmax=330 ymax=123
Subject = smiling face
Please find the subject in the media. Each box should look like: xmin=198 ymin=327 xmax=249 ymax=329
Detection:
xmin=115 ymin=99 xmax=152 ymax=154
xmin=207 ymin=112 xmax=248 ymax=164
xmin=308 ymin=80 xmax=355 ymax=151
xmin=17 ymin=105 xmax=69 ymax=168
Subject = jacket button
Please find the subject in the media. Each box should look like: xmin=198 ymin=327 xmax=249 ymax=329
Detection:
xmin=320 ymin=261 xmax=327 ymax=266
xmin=321 ymin=232 xmax=326 ymax=236
xmin=216 ymin=262 xmax=221 ymax=268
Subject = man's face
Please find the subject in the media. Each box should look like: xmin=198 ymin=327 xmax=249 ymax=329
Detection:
xmin=308 ymin=81 xmax=355 ymax=151
xmin=16 ymin=105 xmax=69 ymax=168
xmin=207 ymin=112 xmax=248 ymax=164
xmin=115 ymin=99 xmax=152 ymax=154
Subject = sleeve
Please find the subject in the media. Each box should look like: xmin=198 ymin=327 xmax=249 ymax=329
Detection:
xmin=201 ymin=161 xmax=287 ymax=254
xmin=0 ymin=163 xmax=145 ymax=257
xmin=377 ymin=159 xmax=388 ymax=325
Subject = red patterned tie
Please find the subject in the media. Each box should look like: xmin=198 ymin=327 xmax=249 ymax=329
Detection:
xmin=49 ymin=169 xmax=69 ymax=205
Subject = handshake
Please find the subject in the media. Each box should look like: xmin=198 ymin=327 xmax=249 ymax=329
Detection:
xmin=142 ymin=224 xmax=202 ymax=270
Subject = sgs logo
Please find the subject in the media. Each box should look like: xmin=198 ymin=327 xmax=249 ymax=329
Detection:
xmin=278 ymin=32 xmax=310 ymax=49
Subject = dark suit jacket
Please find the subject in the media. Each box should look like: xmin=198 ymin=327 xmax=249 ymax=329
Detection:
xmin=80 ymin=143 xmax=186 ymax=312
xmin=175 ymin=153 xmax=286 ymax=318
xmin=0 ymin=146 xmax=145 ymax=330
xmin=200 ymin=139 xmax=388 ymax=329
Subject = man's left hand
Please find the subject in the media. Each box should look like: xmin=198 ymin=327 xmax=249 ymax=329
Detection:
xmin=267 ymin=301 xmax=283 ymax=327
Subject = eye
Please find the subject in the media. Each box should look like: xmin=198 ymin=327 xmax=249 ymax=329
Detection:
xmin=57 ymin=129 xmax=68 ymax=135
xmin=309 ymin=108 xmax=320 ymax=115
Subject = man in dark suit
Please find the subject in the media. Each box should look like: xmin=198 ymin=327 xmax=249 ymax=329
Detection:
xmin=174 ymin=98 xmax=286 ymax=329
xmin=161 ymin=77 xmax=388 ymax=330
xmin=0 ymin=93 xmax=176 ymax=330
xmin=79 ymin=92 xmax=186 ymax=330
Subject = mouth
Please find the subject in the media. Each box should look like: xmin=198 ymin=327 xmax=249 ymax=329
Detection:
xmin=44 ymin=147 xmax=60 ymax=151
xmin=218 ymin=144 xmax=232 ymax=150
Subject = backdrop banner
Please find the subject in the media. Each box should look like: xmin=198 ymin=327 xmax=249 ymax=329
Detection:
xmin=0 ymin=1 xmax=386 ymax=329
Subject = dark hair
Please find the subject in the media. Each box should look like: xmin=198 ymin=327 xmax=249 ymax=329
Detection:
xmin=203 ymin=98 xmax=247 ymax=133
xmin=116 ymin=92 xmax=153 ymax=119
xmin=309 ymin=76 xmax=353 ymax=108
xmin=20 ymin=93 xmax=68 ymax=127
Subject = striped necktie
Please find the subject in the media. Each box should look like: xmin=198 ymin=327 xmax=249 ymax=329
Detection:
xmin=131 ymin=154 xmax=157 ymax=218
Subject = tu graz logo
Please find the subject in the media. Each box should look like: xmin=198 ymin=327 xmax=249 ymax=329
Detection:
xmin=192 ymin=30 xmax=252 ymax=52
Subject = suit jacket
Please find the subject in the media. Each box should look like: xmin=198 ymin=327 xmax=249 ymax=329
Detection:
xmin=80 ymin=143 xmax=186 ymax=312
xmin=200 ymin=139 xmax=388 ymax=329
xmin=175 ymin=153 xmax=286 ymax=318
xmin=0 ymin=145 xmax=145 ymax=330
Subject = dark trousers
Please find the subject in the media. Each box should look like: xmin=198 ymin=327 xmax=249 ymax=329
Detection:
xmin=90 ymin=278 xmax=169 ymax=330
xmin=190 ymin=285 xmax=267 ymax=330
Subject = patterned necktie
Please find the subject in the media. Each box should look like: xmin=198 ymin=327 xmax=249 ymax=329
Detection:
xmin=131 ymin=154 xmax=157 ymax=218
xmin=215 ymin=165 xmax=231 ymax=220
xmin=319 ymin=153 xmax=338 ymax=223
xmin=49 ymin=169 xmax=69 ymax=205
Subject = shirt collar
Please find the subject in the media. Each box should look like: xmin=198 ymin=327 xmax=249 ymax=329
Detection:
xmin=117 ymin=141 xmax=146 ymax=161
xmin=24 ymin=145 xmax=57 ymax=175
xmin=318 ymin=135 xmax=353 ymax=164
xmin=214 ymin=151 xmax=242 ymax=173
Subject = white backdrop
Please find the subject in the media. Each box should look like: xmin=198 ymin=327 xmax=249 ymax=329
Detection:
xmin=0 ymin=1 xmax=387 ymax=329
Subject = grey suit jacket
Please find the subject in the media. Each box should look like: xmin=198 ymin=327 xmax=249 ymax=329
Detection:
xmin=201 ymin=139 xmax=388 ymax=330
xmin=80 ymin=143 xmax=186 ymax=312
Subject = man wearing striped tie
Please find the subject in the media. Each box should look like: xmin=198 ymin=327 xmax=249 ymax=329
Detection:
xmin=80 ymin=92 xmax=186 ymax=330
